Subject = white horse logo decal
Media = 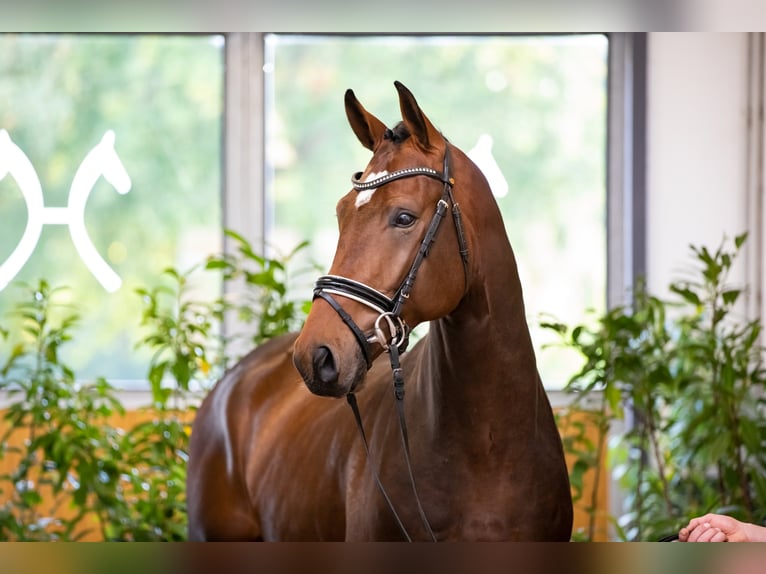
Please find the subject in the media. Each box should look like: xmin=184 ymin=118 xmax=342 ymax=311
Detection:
xmin=0 ymin=130 xmax=132 ymax=292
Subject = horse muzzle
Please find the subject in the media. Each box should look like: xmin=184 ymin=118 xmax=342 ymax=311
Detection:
xmin=292 ymin=312 xmax=371 ymax=398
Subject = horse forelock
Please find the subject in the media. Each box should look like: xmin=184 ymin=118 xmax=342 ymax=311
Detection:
xmin=383 ymin=122 xmax=410 ymax=144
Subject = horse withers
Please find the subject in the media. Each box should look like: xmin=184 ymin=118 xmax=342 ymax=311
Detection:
xmin=187 ymin=82 xmax=573 ymax=541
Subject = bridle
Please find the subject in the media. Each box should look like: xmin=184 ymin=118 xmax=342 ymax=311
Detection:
xmin=312 ymin=141 xmax=469 ymax=541
xmin=314 ymin=144 xmax=469 ymax=367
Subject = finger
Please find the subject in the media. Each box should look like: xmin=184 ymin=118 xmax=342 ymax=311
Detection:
xmin=692 ymin=515 xmax=717 ymax=528
xmin=697 ymin=526 xmax=723 ymax=543
xmin=688 ymin=522 xmax=711 ymax=542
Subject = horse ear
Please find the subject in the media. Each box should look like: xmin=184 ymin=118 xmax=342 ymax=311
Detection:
xmin=345 ymin=89 xmax=388 ymax=151
xmin=395 ymin=81 xmax=440 ymax=150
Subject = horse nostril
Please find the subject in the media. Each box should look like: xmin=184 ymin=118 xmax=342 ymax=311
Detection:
xmin=312 ymin=346 xmax=338 ymax=385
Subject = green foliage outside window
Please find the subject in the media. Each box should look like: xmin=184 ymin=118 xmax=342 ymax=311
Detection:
xmin=265 ymin=34 xmax=607 ymax=387
xmin=0 ymin=34 xmax=224 ymax=382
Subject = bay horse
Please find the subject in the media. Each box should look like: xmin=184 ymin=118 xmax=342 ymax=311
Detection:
xmin=187 ymin=82 xmax=573 ymax=541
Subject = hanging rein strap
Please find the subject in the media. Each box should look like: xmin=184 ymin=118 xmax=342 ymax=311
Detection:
xmin=388 ymin=342 xmax=436 ymax=541
xmin=345 ymin=392 xmax=413 ymax=541
xmin=313 ymin=143 xmax=467 ymax=542
xmin=345 ymin=343 xmax=436 ymax=542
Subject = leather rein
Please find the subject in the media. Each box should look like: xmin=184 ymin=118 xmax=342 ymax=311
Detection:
xmin=312 ymin=143 xmax=469 ymax=541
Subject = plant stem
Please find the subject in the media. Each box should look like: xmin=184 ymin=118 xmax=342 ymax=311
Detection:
xmin=725 ymin=388 xmax=754 ymax=519
xmin=587 ymin=402 xmax=608 ymax=541
xmin=634 ymin=413 xmax=646 ymax=541
xmin=646 ymin=402 xmax=674 ymax=519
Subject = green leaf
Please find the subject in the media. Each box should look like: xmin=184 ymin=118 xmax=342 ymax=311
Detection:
xmin=722 ymin=289 xmax=740 ymax=306
xmin=223 ymin=228 xmax=248 ymax=245
xmin=604 ymin=383 xmax=623 ymax=418
xmin=19 ymin=489 xmax=42 ymax=508
xmin=203 ymin=259 xmax=232 ymax=270
xmin=669 ymin=284 xmax=701 ymax=306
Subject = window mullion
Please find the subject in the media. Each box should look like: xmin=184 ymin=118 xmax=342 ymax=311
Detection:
xmin=224 ymin=32 xmax=266 ymax=254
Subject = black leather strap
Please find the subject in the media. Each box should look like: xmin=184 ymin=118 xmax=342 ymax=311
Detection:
xmin=346 ymin=392 xmax=412 ymax=541
xmin=314 ymin=275 xmax=395 ymax=314
xmin=392 ymin=197 xmax=449 ymax=317
xmin=388 ymin=344 xmax=437 ymax=541
xmin=314 ymin=291 xmax=372 ymax=369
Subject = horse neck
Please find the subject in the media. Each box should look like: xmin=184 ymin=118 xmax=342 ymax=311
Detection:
xmin=418 ymin=195 xmax=544 ymax=433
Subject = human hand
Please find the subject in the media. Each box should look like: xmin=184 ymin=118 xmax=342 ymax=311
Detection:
xmin=678 ymin=514 xmax=750 ymax=543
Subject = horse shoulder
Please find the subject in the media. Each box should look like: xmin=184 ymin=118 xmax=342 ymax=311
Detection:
xmin=187 ymin=332 xmax=301 ymax=540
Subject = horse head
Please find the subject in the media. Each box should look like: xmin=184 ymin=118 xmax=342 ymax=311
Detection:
xmin=293 ymin=82 xmax=483 ymax=398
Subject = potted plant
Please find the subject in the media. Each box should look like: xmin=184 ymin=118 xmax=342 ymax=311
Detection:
xmin=545 ymin=234 xmax=766 ymax=541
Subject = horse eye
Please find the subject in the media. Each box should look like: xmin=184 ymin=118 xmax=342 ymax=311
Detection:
xmin=393 ymin=211 xmax=417 ymax=228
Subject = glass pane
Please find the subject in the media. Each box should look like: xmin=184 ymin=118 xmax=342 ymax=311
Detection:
xmin=264 ymin=34 xmax=607 ymax=388
xmin=0 ymin=34 xmax=224 ymax=384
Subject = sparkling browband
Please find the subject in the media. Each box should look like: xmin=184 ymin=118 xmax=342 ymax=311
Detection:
xmin=351 ymin=167 xmax=448 ymax=191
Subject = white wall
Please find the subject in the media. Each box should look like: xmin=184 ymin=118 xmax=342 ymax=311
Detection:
xmin=646 ymin=33 xmax=760 ymax=316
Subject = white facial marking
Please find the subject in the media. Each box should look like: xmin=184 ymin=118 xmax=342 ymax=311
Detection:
xmin=355 ymin=170 xmax=388 ymax=208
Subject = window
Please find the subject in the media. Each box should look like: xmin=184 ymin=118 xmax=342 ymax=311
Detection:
xmin=0 ymin=34 xmax=225 ymax=384
xmin=1 ymin=33 xmax=642 ymax=391
xmin=262 ymin=34 xmax=610 ymax=387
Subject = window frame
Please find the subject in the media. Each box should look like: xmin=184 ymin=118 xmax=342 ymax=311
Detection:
xmin=222 ymin=32 xmax=648 ymax=391
xmin=606 ymin=32 xmax=647 ymax=309
xmin=0 ymin=32 xmax=645 ymax=404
